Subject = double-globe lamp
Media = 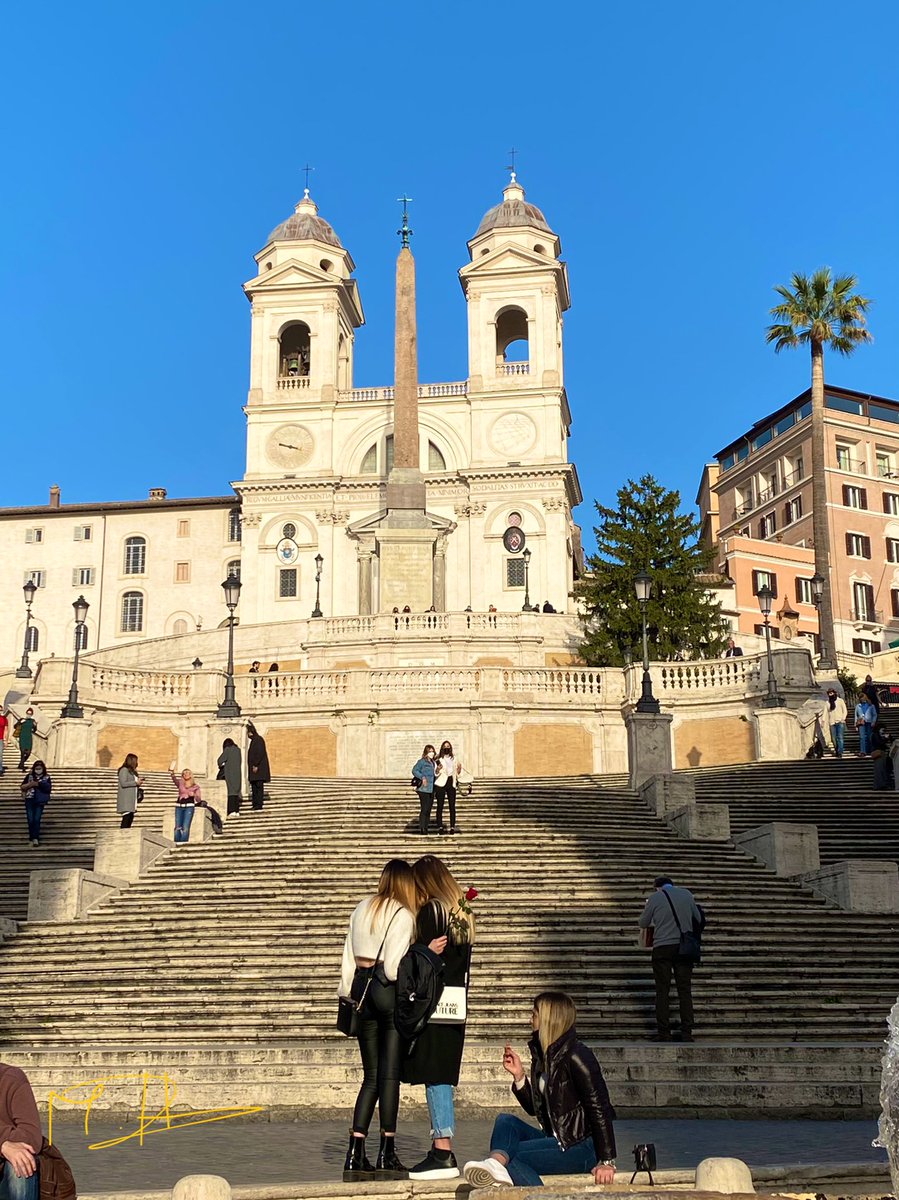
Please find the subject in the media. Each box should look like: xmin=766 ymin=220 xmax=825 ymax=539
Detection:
xmin=217 ymin=574 xmax=242 ymax=719
xmin=15 ymin=579 xmax=38 ymax=679
xmin=756 ymin=585 xmax=785 ymax=707
xmin=61 ymin=595 xmax=90 ymax=719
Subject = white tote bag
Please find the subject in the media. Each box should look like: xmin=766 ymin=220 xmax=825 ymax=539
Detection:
xmin=430 ymin=985 xmax=467 ymax=1024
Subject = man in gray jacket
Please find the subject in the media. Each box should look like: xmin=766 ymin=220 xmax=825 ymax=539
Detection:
xmin=638 ymin=876 xmax=704 ymax=1042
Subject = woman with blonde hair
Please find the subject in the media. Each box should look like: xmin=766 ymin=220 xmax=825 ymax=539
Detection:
xmin=405 ymin=855 xmax=475 ymax=1180
xmin=339 ymin=859 xmax=446 ymax=1182
xmin=463 ymin=991 xmax=616 ymax=1188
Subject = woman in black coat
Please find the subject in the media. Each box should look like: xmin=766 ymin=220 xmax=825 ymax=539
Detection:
xmin=246 ymin=723 xmax=271 ymax=810
xmin=462 ymin=991 xmax=616 ymax=1188
xmin=405 ymin=855 xmax=475 ymax=1181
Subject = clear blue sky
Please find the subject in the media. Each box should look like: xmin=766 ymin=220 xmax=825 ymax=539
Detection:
xmin=3 ymin=1 xmax=897 ymax=553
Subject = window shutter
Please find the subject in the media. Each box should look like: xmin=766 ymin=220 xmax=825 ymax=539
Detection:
xmin=864 ymin=536 xmax=872 ymax=558
xmin=770 ymin=573 xmax=778 ymax=597
xmin=845 ymin=532 xmax=852 ymax=555
xmin=794 ymin=577 xmax=803 ymax=604
xmin=892 ymin=589 xmax=899 ymax=619
xmin=842 ymin=484 xmax=850 ymax=505
xmin=74 ymin=527 xmax=82 ymax=541
xmin=71 ymin=568 xmax=78 ymax=586
xmin=860 ymin=488 xmax=868 ymax=510
xmin=752 ymin=570 xmax=760 ymax=596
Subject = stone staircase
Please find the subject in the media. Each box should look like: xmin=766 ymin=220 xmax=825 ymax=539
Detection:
xmin=0 ymin=767 xmax=894 ymax=1114
xmin=691 ymin=757 xmax=899 ymax=865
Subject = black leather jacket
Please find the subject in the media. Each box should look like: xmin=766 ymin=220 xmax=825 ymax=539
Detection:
xmin=513 ymin=1028 xmax=616 ymax=1160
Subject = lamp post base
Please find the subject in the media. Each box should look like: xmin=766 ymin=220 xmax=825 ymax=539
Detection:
xmin=635 ymin=698 xmax=662 ymax=714
xmin=311 ymin=608 xmax=323 ymax=618
xmin=61 ymin=703 xmax=84 ymax=719
xmin=216 ymin=701 xmax=242 ymax=719
xmin=762 ymin=693 xmax=786 ymax=708
xmin=15 ymin=667 xmax=32 ymax=679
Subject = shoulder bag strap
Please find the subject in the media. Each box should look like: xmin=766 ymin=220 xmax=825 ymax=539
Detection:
xmin=373 ymin=907 xmax=402 ymax=965
xmin=661 ymin=890 xmax=684 ymax=934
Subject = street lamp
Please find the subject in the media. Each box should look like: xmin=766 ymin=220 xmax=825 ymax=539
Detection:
xmin=15 ymin=580 xmax=38 ymax=679
xmin=634 ymin=570 xmax=660 ymax=713
xmin=810 ymin=572 xmax=827 ymax=664
xmin=192 ymin=657 xmax=203 ymax=670
xmin=757 ymin=585 xmax=785 ymax=707
xmin=311 ymin=553 xmax=324 ymax=618
xmin=522 ymin=548 xmax=532 ymax=612
xmin=61 ymin=595 xmax=90 ymax=719
xmin=216 ymin=575 xmax=242 ymax=719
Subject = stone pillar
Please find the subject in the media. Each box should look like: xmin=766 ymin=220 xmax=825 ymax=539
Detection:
xmin=625 ymin=710 xmax=674 ymax=789
xmin=733 ymin=822 xmax=820 ymax=876
xmin=172 ymin=1177 xmax=231 ymax=1200
xmin=357 ymin=545 xmax=373 ymax=616
xmin=386 ymin=245 xmax=427 ymax=517
xmin=804 ymin=860 xmax=899 ymax=912
xmin=433 ymin=534 xmax=448 ymax=611
xmin=754 ymin=707 xmax=805 ymax=761
xmin=639 ymin=773 xmax=695 ymax=816
xmin=28 ymin=868 xmax=126 ymax=922
xmin=46 ymin=717 xmax=95 ymax=768
xmin=667 ymin=803 xmax=731 ymax=841
xmin=94 ymin=829 xmax=173 ymax=882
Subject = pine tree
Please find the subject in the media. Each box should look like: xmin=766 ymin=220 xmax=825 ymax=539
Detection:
xmin=576 ymin=474 xmax=729 ymax=667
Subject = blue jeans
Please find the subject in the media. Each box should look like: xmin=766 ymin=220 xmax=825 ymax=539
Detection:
xmin=859 ymin=725 xmax=871 ymax=755
xmin=24 ymin=799 xmax=46 ymax=842
xmin=0 ymin=1160 xmax=40 ymax=1200
xmin=174 ymin=805 xmax=194 ymax=844
xmin=831 ymin=722 xmax=845 ymax=756
xmin=426 ymin=1083 xmax=455 ymax=1138
xmin=490 ymin=1112 xmax=596 ymax=1187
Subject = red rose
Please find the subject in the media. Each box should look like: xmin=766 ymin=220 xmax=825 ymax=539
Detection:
xmin=465 ymin=887 xmax=478 ymax=902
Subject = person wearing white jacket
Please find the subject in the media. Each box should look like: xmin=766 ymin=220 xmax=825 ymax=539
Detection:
xmin=826 ymin=689 xmax=848 ymax=758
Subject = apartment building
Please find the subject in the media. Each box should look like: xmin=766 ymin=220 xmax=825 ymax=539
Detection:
xmin=697 ymin=384 xmax=899 ymax=657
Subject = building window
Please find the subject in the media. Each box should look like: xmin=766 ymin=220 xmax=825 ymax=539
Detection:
xmin=72 ymin=567 xmax=95 ymax=587
xmin=74 ymin=625 xmax=88 ymax=652
xmin=124 ymin=536 xmax=146 ymax=574
xmin=796 ymin=577 xmax=814 ymax=605
xmin=888 ymin=539 xmax=899 ymax=563
xmin=177 ymin=519 xmax=190 ymax=538
xmin=226 ymin=559 xmax=241 ymax=581
xmin=174 ymin=562 xmax=191 ymax=583
xmin=843 ymin=485 xmax=868 ymax=509
xmin=24 ymin=570 xmax=46 ymax=588
xmin=754 ymin=624 xmax=781 ymax=639
xmin=877 ymin=450 xmax=897 ymax=478
xmin=836 ymin=445 xmax=860 ymax=472
xmin=74 ymin=525 xmax=92 ymax=542
xmin=121 ymin=591 xmax=144 ymax=633
xmin=885 ymin=493 xmax=899 ymax=516
xmin=892 ymin=589 xmax=899 ymax=619
xmin=506 ymin=558 xmax=526 ymax=588
xmin=25 ymin=627 xmax=39 ymax=653
xmin=785 ymin=456 xmax=804 ymax=486
xmin=852 ymin=637 xmax=881 ymax=655
xmin=282 ymin=523 xmax=297 ymax=540
xmin=360 ymin=444 xmax=378 ymax=473
xmin=752 ymin=569 xmax=778 ymax=595
xmin=173 ymin=618 xmax=188 ymax=636
xmin=784 ymin=496 xmax=803 ymax=525
xmin=228 ymin=509 xmax=241 ymax=543
xmin=428 ymin=441 xmax=446 ymax=471
xmin=846 ymin=532 xmax=872 ymax=558
xmin=853 ymin=581 xmax=877 ymax=622
xmin=758 ymin=512 xmax=776 ymax=539
xmin=25 ymin=528 xmax=43 ymax=544
xmin=279 ymin=568 xmax=297 ymax=598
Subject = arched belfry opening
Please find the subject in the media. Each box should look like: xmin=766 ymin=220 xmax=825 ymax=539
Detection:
xmin=279 ymin=322 xmax=311 ymax=377
xmin=496 ymin=306 xmax=529 ymax=363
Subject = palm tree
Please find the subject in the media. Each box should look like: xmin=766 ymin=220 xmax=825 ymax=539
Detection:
xmin=766 ymin=269 xmax=872 ymax=670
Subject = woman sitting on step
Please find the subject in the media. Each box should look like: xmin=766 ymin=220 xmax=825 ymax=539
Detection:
xmin=463 ymin=992 xmax=617 ymax=1189
xmin=339 ymin=859 xmax=446 ymax=1182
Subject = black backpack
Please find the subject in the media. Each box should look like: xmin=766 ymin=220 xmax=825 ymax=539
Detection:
xmin=394 ymin=943 xmax=445 ymax=1040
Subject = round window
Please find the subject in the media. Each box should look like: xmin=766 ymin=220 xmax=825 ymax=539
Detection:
xmin=282 ymin=522 xmax=297 ymax=540
xmin=507 ymin=512 xmax=523 ymax=528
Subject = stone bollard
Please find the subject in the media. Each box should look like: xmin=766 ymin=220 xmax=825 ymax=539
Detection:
xmin=733 ymin=822 xmax=820 ymax=877
xmin=162 ymin=806 xmax=214 ymax=844
xmin=803 ymin=859 xmax=899 ymax=912
xmin=695 ymin=1157 xmax=755 ymax=1194
xmin=626 ymin=711 xmax=674 ymax=789
xmin=667 ymin=802 xmax=731 ymax=841
xmin=27 ymin=869 xmax=127 ymax=922
xmin=172 ymin=1176 xmax=231 ymax=1200
xmin=94 ymin=829 xmax=173 ymax=882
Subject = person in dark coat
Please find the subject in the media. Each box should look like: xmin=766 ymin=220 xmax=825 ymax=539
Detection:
xmin=406 ymin=856 xmax=475 ymax=1180
xmin=246 ymin=723 xmax=270 ymax=810
xmin=462 ymin=992 xmax=616 ymax=1188
xmin=217 ymin=738 xmax=243 ymax=818
xmin=871 ymin=723 xmax=893 ymax=790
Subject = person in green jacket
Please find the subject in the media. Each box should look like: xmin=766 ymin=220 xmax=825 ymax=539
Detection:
xmin=17 ymin=708 xmax=37 ymax=771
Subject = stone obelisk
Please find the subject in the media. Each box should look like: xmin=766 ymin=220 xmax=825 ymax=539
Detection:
xmin=377 ymin=197 xmax=436 ymax=610
xmin=386 ymin=200 xmax=427 ymax=523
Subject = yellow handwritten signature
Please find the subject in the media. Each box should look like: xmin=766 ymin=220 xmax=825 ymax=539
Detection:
xmin=48 ymin=1071 xmax=266 ymax=1150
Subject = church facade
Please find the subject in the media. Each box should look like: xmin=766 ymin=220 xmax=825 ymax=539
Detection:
xmin=0 ymin=178 xmax=583 ymax=673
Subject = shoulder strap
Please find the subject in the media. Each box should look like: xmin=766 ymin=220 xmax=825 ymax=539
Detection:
xmin=374 ymin=906 xmax=402 ymax=965
xmin=661 ymin=889 xmax=684 ymax=934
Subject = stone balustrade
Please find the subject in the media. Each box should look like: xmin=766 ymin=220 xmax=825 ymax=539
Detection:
xmin=624 ymin=646 xmax=816 ymax=705
xmin=276 ymin=376 xmax=310 ymax=389
xmin=342 ymin=380 xmax=468 ymax=402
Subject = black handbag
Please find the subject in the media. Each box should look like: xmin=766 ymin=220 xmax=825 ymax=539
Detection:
xmin=136 ymin=787 xmax=145 ymax=804
xmin=336 ymin=909 xmax=400 ymax=1037
xmin=662 ymin=890 xmax=702 ymax=965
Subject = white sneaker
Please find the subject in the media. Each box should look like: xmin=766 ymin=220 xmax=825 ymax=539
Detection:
xmin=463 ymin=1159 xmax=513 ymax=1188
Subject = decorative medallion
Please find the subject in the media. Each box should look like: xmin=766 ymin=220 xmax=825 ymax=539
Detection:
xmin=276 ymin=537 xmax=300 ymax=564
xmin=502 ymin=527 xmax=527 ymax=554
xmin=490 ymin=413 xmax=536 ymax=456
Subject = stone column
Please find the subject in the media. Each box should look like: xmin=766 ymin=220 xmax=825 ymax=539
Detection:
xmin=386 ymin=246 xmax=427 ymax=517
xmin=356 ymin=543 xmax=373 ymax=615
xmin=433 ymin=535 xmax=448 ymax=610
xmin=625 ymin=710 xmax=674 ymax=789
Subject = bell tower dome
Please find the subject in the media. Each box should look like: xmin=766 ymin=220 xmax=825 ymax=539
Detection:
xmin=243 ymin=190 xmax=364 ymax=409
xmin=460 ymin=175 xmax=570 ymax=393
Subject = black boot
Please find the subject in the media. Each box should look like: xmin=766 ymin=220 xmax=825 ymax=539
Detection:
xmin=343 ymin=1134 xmax=374 ymax=1182
xmin=375 ymin=1132 xmax=409 ymax=1179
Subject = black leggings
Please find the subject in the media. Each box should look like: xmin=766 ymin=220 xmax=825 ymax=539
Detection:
xmin=351 ymin=970 xmax=403 ymax=1135
xmin=120 ymin=812 xmax=135 ymax=829
xmin=435 ymin=780 xmax=456 ymax=828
